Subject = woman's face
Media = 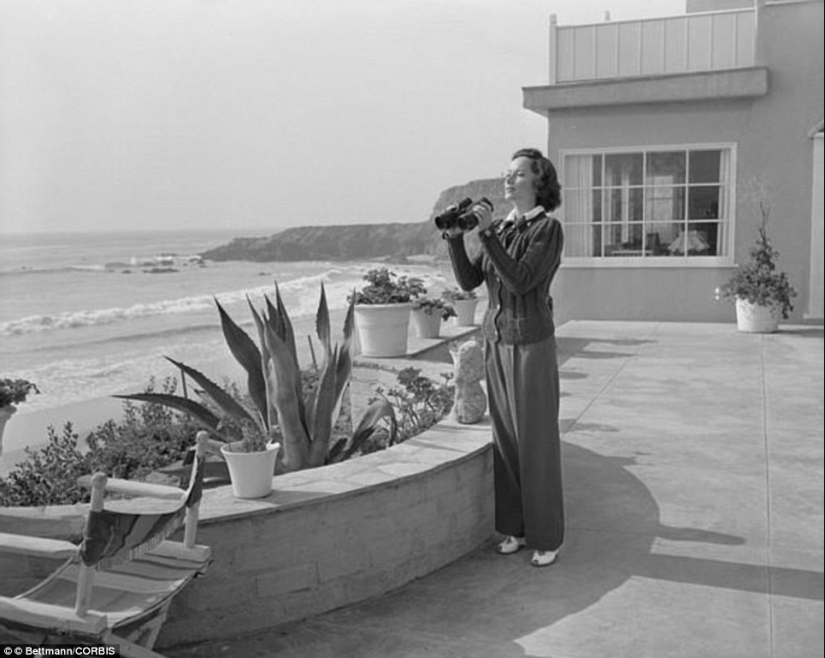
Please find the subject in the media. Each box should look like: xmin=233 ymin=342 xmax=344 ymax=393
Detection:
xmin=503 ymin=156 xmax=538 ymax=207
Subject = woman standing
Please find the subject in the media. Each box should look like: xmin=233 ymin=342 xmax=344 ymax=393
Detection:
xmin=444 ymin=147 xmax=564 ymax=567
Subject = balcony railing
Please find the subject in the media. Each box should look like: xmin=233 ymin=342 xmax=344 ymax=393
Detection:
xmin=549 ymin=8 xmax=756 ymax=84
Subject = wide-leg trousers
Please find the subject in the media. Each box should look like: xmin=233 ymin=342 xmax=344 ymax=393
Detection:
xmin=485 ymin=334 xmax=564 ymax=551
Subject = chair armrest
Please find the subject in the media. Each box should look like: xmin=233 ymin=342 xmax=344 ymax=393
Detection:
xmin=0 ymin=531 xmax=78 ymax=560
xmin=0 ymin=597 xmax=107 ymax=635
xmin=77 ymin=475 xmax=185 ymax=501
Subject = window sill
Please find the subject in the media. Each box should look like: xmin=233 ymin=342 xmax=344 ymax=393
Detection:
xmin=561 ymin=257 xmax=735 ymax=269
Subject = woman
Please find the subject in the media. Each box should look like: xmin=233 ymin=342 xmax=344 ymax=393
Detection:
xmin=444 ymin=147 xmax=564 ymax=567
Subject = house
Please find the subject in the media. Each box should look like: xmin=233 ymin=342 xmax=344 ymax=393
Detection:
xmin=524 ymin=0 xmax=823 ymax=324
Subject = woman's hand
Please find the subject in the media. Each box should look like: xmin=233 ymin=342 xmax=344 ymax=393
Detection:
xmin=474 ymin=202 xmax=494 ymax=233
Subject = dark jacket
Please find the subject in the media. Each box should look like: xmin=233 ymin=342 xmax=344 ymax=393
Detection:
xmin=447 ymin=209 xmax=563 ymax=345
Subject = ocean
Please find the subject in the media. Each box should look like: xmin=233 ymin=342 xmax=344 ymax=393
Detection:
xmin=0 ymin=229 xmax=453 ymax=417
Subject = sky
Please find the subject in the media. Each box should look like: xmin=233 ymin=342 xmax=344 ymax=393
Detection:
xmin=0 ymin=0 xmax=687 ymax=235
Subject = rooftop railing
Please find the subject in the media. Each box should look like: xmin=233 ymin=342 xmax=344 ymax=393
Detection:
xmin=549 ymin=8 xmax=756 ymax=84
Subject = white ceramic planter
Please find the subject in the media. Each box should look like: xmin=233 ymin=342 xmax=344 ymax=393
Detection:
xmin=735 ymin=298 xmax=781 ymax=333
xmin=354 ymin=303 xmax=412 ymax=357
xmin=411 ymin=309 xmax=442 ymax=339
xmin=452 ymin=298 xmax=479 ymax=326
xmin=0 ymin=404 xmax=16 ymax=457
xmin=220 ymin=441 xmax=280 ymax=499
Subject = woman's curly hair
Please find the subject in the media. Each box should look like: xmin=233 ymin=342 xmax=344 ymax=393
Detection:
xmin=511 ymin=148 xmax=562 ymax=212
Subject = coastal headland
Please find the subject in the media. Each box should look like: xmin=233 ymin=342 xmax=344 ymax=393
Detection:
xmin=200 ymin=178 xmax=504 ymax=263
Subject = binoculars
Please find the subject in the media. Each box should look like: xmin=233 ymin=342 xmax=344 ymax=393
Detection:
xmin=433 ymin=197 xmax=493 ymax=232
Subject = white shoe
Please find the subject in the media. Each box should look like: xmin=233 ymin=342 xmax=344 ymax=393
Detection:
xmin=496 ymin=536 xmax=526 ymax=555
xmin=531 ymin=548 xmax=560 ymax=567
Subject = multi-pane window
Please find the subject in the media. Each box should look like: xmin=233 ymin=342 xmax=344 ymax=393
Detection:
xmin=562 ymin=146 xmax=733 ymax=261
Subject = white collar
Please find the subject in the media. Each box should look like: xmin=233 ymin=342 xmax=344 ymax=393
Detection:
xmin=503 ymin=206 xmax=546 ymax=226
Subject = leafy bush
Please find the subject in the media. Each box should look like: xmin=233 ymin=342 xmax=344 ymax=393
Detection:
xmin=0 ymin=423 xmax=90 ymax=506
xmin=0 ymin=378 xmax=199 ymax=507
xmin=85 ymin=377 xmax=199 ymax=480
xmin=368 ymin=367 xmax=454 ymax=448
xmin=0 ymin=378 xmax=39 ymax=407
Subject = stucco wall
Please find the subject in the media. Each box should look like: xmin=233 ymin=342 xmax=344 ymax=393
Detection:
xmin=156 ymin=417 xmax=494 ymax=648
xmin=538 ymin=0 xmax=824 ymax=324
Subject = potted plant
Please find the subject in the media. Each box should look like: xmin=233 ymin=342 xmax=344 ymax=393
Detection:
xmin=717 ymin=195 xmax=797 ymax=333
xmin=349 ymin=267 xmax=426 ymax=357
xmin=0 ymin=378 xmax=39 ymax=457
xmin=118 ymin=283 xmax=395 ymax=498
xmin=410 ymin=297 xmax=456 ymax=339
xmin=441 ymin=287 xmax=479 ymax=326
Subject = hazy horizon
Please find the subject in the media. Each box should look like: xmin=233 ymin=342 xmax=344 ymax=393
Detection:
xmin=1 ymin=0 xmax=686 ymax=236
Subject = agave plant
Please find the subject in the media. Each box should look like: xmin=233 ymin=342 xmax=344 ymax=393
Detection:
xmin=117 ymin=283 xmax=396 ymax=473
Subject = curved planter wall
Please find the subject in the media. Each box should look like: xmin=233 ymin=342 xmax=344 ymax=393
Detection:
xmin=159 ymin=416 xmax=493 ymax=647
xmin=1 ymin=418 xmax=493 ymax=646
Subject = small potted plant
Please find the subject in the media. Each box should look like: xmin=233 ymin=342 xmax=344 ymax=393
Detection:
xmin=0 ymin=378 xmax=39 ymax=457
xmin=349 ymin=268 xmax=426 ymax=357
xmin=441 ymin=287 xmax=479 ymax=326
xmin=411 ymin=297 xmax=456 ymax=339
xmin=717 ymin=192 xmax=796 ymax=333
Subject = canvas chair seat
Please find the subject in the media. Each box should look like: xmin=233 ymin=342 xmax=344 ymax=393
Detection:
xmin=0 ymin=432 xmax=211 ymax=657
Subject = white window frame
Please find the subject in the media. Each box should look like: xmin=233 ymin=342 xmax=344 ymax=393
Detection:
xmin=559 ymin=143 xmax=737 ymax=269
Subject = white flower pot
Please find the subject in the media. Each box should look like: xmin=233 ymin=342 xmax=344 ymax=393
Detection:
xmin=411 ymin=309 xmax=442 ymax=339
xmin=0 ymin=405 xmax=16 ymax=457
xmin=220 ymin=441 xmax=280 ymax=499
xmin=452 ymin=298 xmax=479 ymax=326
xmin=735 ymin=298 xmax=781 ymax=333
xmin=354 ymin=303 xmax=412 ymax=357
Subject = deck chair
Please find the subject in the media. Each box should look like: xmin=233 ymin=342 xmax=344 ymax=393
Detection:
xmin=0 ymin=433 xmax=211 ymax=657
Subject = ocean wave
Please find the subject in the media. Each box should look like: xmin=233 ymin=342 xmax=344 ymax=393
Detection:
xmin=0 ymin=264 xmax=447 ymax=337
xmin=0 ymin=251 xmax=211 ymax=276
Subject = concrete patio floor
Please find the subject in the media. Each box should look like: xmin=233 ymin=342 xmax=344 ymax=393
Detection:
xmin=167 ymin=320 xmax=824 ymax=658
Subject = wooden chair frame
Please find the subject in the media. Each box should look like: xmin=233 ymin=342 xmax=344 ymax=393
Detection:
xmin=0 ymin=434 xmax=211 ymax=657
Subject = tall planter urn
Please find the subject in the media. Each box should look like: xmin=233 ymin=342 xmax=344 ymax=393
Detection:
xmin=735 ymin=298 xmax=781 ymax=334
xmin=350 ymin=268 xmax=426 ymax=358
xmin=354 ymin=303 xmax=412 ymax=357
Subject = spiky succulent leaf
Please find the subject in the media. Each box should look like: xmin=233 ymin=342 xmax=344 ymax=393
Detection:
xmin=315 ymin=281 xmax=332 ymax=359
xmin=113 ymin=393 xmax=221 ymax=432
xmin=306 ymin=347 xmax=341 ymax=467
xmin=260 ymin=317 xmax=311 ymax=470
xmin=164 ymin=357 xmax=258 ymax=428
xmin=248 ymin=299 xmax=277 ymax=431
xmin=341 ymin=292 xmax=356 ymax=350
xmin=216 ymin=298 xmax=268 ymax=427
xmin=327 ymin=399 xmax=397 ymax=463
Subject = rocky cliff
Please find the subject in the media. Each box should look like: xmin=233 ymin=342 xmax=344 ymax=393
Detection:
xmin=200 ymin=178 xmax=505 ymax=262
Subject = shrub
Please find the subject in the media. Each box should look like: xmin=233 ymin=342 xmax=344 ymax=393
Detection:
xmin=0 ymin=378 xmax=199 ymax=507
xmin=0 ymin=378 xmax=39 ymax=407
xmin=0 ymin=423 xmax=90 ymax=506
xmin=368 ymin=367 xmax=454 ymax=447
